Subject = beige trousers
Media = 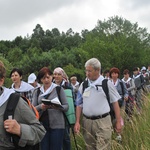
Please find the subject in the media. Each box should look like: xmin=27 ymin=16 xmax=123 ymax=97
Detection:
xmin=82 ymin=115 xmax=112 ymax=150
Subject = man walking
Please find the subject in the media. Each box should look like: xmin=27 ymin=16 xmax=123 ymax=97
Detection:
xmin=74 ymin=58 xmax=122 ymax=150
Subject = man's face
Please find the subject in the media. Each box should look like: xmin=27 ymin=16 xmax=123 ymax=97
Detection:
xmin=85 ymin=65 xmax=100 ymax=81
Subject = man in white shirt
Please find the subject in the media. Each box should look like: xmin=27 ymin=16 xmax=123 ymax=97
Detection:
xmin=74 ymin=58 xmax=122 ymax=150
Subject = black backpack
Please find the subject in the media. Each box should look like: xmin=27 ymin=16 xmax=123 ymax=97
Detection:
xmin=82 ymin=79 xmax=115 ymax=119
xmin=118 ymin=81 xmax=125 ymax=107
xmin=3 ymin=93 xmax=40 ymax=150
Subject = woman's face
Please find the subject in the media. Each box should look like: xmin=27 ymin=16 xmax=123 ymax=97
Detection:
xmin=111 ymin=72 xmax=119 ymax=80
xmin=41 ymin=73 xmax=52 ymax=87
xmin=11 ymin=71 xmax=22 ymax=84
xmin=124 ymin=73 xmax=129 ymax=79
xmin=71 ymin=78 xmax=76 ymax=85
xmin=53 ymin=73 xmax=63 ymax=85
xmin=133 ymin=70 xmax=138 ymax=76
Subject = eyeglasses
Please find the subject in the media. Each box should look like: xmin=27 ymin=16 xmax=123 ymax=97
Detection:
xmin=53 ymin=73 xmax=62 ymax=76
xmin=85 ymin=69 xmax=95 ymax=73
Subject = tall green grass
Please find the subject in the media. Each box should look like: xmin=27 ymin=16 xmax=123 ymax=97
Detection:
xmin=71 ymin=93 xmax=150 ymax=150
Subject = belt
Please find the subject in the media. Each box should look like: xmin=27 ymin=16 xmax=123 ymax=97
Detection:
xmin=83 ymin=113 xmax=109 ymax=120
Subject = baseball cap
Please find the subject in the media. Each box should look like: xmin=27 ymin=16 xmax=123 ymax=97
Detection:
xmin=28 ymin=73 xmax=36 ymax=83
xmin=141 ymin=66 xmax=146 ymax=71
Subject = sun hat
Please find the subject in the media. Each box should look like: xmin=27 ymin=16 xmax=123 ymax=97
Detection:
xmin=141 ymin=66 xmax=146 ymax=71
xmin=28 ymin=73 xmax=36 ymax=83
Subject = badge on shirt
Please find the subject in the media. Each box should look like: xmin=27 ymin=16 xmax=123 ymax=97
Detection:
xmin=83 ymin=90 xmax=90 ymax=97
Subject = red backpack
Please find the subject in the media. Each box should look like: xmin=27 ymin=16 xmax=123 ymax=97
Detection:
xmin=21 ymin=96 xmax=39 ymax=119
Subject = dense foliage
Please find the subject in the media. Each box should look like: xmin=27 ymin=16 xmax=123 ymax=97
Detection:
xmin=1 ymin=16 xmax=150 ymax=86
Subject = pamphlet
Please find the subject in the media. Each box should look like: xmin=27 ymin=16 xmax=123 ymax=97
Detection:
xmin=42 ymin=97 xmax=63 ymax=108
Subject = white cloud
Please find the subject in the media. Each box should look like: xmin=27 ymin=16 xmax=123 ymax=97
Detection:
xmin=0 ymin=0 xmax=150 ymax=40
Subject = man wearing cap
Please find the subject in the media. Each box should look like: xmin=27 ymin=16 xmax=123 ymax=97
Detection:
xmin=28 ymin=73 xmax=41 ymax=89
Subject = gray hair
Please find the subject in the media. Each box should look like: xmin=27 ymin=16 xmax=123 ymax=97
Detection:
xmin=85 ymin=58 xmax=101 ymax=70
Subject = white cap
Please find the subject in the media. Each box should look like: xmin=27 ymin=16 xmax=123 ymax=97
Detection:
xmin=28 ymin=73 xmax=36 ymax=83
xmin=141 ymin=66 xmax=146 ymax=71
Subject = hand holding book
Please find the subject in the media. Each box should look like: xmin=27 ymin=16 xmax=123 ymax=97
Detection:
xmin=42 ymin=97 xmax=63 ymax=109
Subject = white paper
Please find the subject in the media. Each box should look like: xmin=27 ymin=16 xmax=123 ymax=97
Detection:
xmin=50 ymin=97 xmax=61 ymax=105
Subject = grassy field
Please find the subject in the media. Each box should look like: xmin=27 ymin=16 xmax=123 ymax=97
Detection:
xmin=71 ymin=93 xmax=150 ymax=150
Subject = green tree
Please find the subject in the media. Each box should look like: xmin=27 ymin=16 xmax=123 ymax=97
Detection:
xmin=51 ymin=28 xmax=60 ymax=37
xmin=0 ymin=55 xmax=13 ymax=87
xmin=0 ymin=42 xmax=8 ymax=57
xmin=32 ymin=24 xmax=45 ymax=39
xmin=6 ymin=47 xmax=23 ymax=67
xmin=81 ymin=16 xmax=150 ymax=72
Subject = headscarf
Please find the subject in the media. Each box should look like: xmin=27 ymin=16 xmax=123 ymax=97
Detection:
xmin=53 ymin=67 xmax=69 ymax=82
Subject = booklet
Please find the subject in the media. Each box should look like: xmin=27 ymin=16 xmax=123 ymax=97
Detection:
xmin=42 ymin=97 xmax=63 ymax=108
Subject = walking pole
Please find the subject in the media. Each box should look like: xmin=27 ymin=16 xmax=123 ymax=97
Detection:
xmin=70 ymin=126 xmax=79 ymax=150
xmin=63 ymin=113 xmax=79 ymax=150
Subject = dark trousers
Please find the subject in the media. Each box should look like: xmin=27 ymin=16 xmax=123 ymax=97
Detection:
xmin=41 ymin=120 xmax=65 ymax=150
xmin=63 ymin=125 xmax=71 ymax=150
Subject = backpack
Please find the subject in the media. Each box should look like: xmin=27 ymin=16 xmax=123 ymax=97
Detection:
xmin=82 ymin=79 xmax=115 ymax=119
xmin=140 ymin=74 xmax=146 ymax=92
xmin=3 ymin=93 xmax=40 ymax=150
xmin=56 ymin=86 xmax=76 ymax=125
xmin=62 ymin=82 xmax=76 ymax=106
xmin=118 ymin=81 xmax=125 ymax=107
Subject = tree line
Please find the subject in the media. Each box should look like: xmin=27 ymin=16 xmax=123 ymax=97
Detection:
xmin=1 ymin=16 xmax=150 ymax=87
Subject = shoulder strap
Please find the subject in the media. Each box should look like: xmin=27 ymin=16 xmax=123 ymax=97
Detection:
xmin=102 ymin=79 xmax=115 ymax=119
xmin=82 ymin=79 xmax=110 ymax=102
xmin=140 ymin=75 xmax=144 ymax=84
xmin=3 ymin=93 xmax=21 ymax=149
xmin=4 ymin=93 xmax=38 ymax=149
xmin=82 ymin=80 xmax=89 ymax=93
xmin=56 ymin=86 xmax=72 ymax=126
xmin=4 ymin=93 xmax=20 ymax=121
xmin=120 ymin=81 xmax=124 ymax=96
xmin=56 ymin=86 xmax=61 ymax=101
xmin=37 ymin=87 xmax=41 ymax=98
xmin=102 ymin=79 xmax=110 ymax=104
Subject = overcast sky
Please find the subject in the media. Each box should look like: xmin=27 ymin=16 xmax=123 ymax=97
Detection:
xmin=0 ymin=0 xmax=150 ymax=41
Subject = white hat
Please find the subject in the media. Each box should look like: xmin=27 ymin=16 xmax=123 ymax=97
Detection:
xmin=141 ymin=66 xmax=146 ymax=71
xmin=28 ymin=73 xmax=36 ymax=83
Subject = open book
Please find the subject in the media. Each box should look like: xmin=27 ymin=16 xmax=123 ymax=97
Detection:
xmin=42 ymin=97 xmax=63 ymax=108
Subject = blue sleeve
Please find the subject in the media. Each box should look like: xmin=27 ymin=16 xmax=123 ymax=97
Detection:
xmin=75 ymin=90 xmax=83 ymax=106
